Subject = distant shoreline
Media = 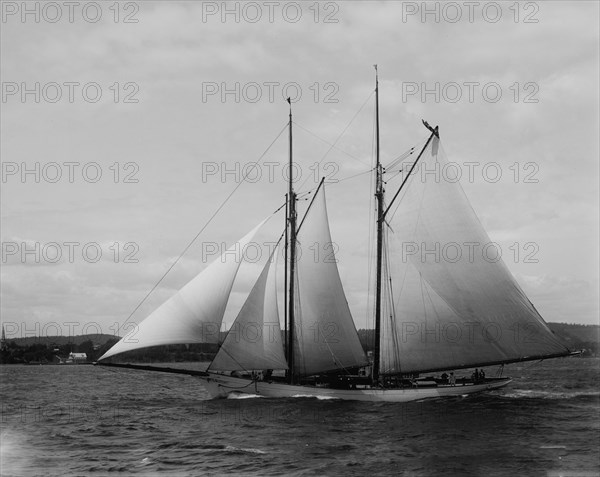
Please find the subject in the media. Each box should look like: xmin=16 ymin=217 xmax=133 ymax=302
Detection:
xmin=1 ymin=323 xmax=598 ymax=365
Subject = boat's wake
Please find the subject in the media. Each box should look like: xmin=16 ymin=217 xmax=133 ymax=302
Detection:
xmin=501 ymin=389 xmax=599 ymax=400
xmin=226 ymin=392 xmax=339 ymax=400
xmin=291 ymin=394 xmax=339 ymax=400
xmin=226 ymin=393 xmax=263 ymax=400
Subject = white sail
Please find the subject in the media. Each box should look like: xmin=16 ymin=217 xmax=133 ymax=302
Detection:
xmin=99 ymin=221 xmax=266 ymax=361
xmin=208 ymin=248 xmax=287 ymax=371
xmin=381 ymin=137 xmax=570 ymax=374
xmin=293 ymin=185 xmax=368 ymax=376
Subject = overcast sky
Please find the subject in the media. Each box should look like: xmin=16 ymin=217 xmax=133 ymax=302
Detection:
xmin=1 ymin=1 xmax=598 ymax=341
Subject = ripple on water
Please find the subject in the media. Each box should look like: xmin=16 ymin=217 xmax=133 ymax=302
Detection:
xmin=0 ymin=360 xmax=597 ymax=476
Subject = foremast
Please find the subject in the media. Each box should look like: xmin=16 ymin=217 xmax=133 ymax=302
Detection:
xmin=286 ymin=98 xmax=297 ymax=384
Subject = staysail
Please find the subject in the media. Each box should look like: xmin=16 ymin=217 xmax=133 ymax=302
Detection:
xmin=293 ymin=185 xmax=368 ymax=375
xmin=99 ymin=221 xmax=266 ymax=361
xmin=381 ymin=136 xmax=570 ymax=374
xmin=208 ymin=248 xmax=287 ymax=371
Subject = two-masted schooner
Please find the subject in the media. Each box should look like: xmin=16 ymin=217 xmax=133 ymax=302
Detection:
xmin=97 ymin=69 xmax=574 ymax=402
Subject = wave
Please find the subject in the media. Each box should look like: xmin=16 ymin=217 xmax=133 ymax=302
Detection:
xmin=224 ymin=445 xmax=266 ymax=455
xmin=290 ymin=394 xmax=339 ymax=400
xmin=500 ymin=389 xmax=600 ymax=400
xmin=226 ymin=391 xmax=339 ymax=400
xmin=226 ymin=393 xmax=263 ymax=399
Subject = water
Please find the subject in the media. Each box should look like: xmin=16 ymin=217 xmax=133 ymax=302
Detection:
xmin=1 ymin=358 xmax=598 ymax=476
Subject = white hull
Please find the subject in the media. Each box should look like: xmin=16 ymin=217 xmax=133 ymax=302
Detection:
xmin=200 ymin=373 xmax=512 ymax=402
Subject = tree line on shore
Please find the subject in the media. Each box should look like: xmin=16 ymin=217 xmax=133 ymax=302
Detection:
xmin=0 ymin=337 xmax=219 ymax=364
xmin=1 ymin=323 xmax=597 ymax=365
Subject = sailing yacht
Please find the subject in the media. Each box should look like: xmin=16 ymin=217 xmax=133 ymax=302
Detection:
xmin=97 ymin=69 xmax=574 ymax=402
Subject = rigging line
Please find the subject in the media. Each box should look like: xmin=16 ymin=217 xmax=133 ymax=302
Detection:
xmin=207 ymin=344 xmax=249 ymax=374
xmin=294 ymin=276 xmax=305 ymax=375
xmin=381 ymin=231 xmax=391 ymax=371
xmin=296 ymin=90 xmax=375 ymax=193
xmin=104 ymin=363 xmax=186 ymax=392
xmin=384 ymin=145 xmax=417 ymax=171
xmin=407 ymin=167 xmax=429 ymax=324
xmin=385 ymin=138 xmax=427 ymax=225
xmin=272 ymin=200 xmax=287 ymax=215
xmin=296 ymin=189 xmax=315 ymax=201
xmin=366 ymin=98 xmax=377 ymax=333
xmin=118 ymin=122 xmax=288 ymax=332
xmin=292 ymin=182 xmax=321 ymax=203
xmin=336 ymin=168 xmax=374 ymax=184
xmin=419 ymin=273 xmax=428 ymax=323
xmin=381 ymin=144 xmax=420 ymax=180
xmin=384 ymin=169 xmax=403 ymax=184
xmin=381 ymin=230 xmax=396 ymax=373
xmin=293 ymin=121 xmax=371 ymax=167
xmin=215 ymin=380 xmax=257 ymax=390
xmin=296 ymin=178 xmax=325 ymax=234
xmin=383 ymin=229 xmax=401 ymax=374
xmin=388 ymin=211 xmax=414 ymax=323
xmin=522 ymin=359 xmax=545 ymax=370
xmin=422 ymin=276 xmax=442 ymax=323
xmin=384 ymin=135 xmax=431 ymax=221
xmin=318 ymin=321 xmax=354 ymax=376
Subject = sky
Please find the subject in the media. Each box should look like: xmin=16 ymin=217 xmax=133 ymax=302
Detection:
xmin=1 ymin=1 xmax=599 ymax=342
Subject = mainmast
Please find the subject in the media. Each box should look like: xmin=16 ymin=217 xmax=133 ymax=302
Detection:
xmin=286 ymin=98 xmax=297 ymax=384
xmin=371 ymin=68 xmax=440 ymax=383
xmin=373 ymin=65 xmax=383 ymax=384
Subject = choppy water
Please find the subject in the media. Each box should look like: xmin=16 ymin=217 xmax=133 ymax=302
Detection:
xmin=1 ymin=358 xmax=598 ymax=476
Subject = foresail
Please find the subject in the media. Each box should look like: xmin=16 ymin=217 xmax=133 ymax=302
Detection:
xmin=381 ymin=137 xmax=570 ymax=374
xmin=208 ymin=248 xmax=287 ymax=372
xmin=99 ymin=220 xmax=267 ymax=361
xmin=293 ymin=185 xmax=368 ymax=376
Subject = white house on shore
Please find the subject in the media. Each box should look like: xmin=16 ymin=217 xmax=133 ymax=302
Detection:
xmin=65 ymin=352 xmax=87 ymax=364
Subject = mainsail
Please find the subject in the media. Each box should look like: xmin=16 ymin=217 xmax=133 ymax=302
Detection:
xmin=208 ymin=248 xmax=287 ymax=371
xmin=99 ymin=221 xmax=266 ymax=361
xmin=293 ymin=185 xmax=368 ymax=375
xmin=380 ymin=136 xmax=570 ymax=374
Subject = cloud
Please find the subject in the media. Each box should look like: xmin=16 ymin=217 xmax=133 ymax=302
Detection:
xmin=1 ymin=1 xmax=598 ymax=334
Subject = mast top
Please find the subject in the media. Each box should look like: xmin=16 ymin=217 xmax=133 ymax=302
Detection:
xmin=422 ymin=119 xmax=439 ymax=138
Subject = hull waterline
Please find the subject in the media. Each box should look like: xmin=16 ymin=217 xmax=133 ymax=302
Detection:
xmin=200 ymin=373 xmax=512 ymax=402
